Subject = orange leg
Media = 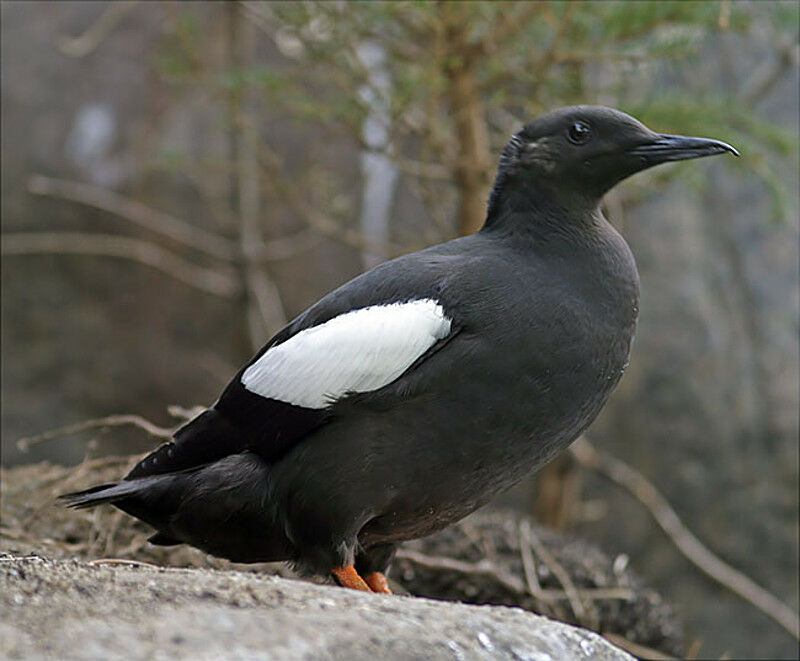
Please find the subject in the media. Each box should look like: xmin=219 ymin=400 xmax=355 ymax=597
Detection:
xmin=364 ymin=571 xmax=392 ymax=594
xmin=331 ymin=565 xmax=371 ymax=592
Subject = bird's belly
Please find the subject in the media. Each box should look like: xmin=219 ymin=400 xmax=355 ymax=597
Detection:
xmin=356 ymin=365 xmax=620 ymax=545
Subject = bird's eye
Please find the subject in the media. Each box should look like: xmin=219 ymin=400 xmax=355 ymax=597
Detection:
xmin=567 ymin=122 xmax=591 ymax=145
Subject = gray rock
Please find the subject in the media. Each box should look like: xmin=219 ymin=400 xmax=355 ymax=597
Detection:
xmin=0 ymin=554 xmax=633 ymax=661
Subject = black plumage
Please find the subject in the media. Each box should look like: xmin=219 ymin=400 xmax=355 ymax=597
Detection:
xmin=61 ymin=106 xmax=737 ymax=591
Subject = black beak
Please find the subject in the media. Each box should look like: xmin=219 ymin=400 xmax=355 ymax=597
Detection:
xmin=629 ymin=133 xmax=739 ymax=164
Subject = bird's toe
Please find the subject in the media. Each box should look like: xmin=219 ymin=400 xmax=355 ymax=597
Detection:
xmin=331 ymin=565 xmax=371 ymax=591
xmin=364 ymin=571 xmax=392 ymax=594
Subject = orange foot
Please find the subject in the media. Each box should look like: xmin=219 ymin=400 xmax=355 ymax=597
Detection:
xmin=331 ymin=565 xmax=371 ymax=591
xmin=365 ymin=571 xmax=392 ymax=594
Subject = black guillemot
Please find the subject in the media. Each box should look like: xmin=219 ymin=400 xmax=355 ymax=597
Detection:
xmin=62 ymin=106 xmax=737 ymax=593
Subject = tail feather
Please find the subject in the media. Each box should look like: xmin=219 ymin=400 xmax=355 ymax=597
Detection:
xmin=58 ymin=452 xmax=292 ymax=563
xmin=58 ymin=476 xmax=165 ymax=510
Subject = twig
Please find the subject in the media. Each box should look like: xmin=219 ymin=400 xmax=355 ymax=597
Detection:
xmin=518 ymin=519 xmax=545 ymax=599
xmin=16 ymin=415 xmax=175 ymax=452
xmin=56 ymin=2 xmax=138 ymax=58
xmin=1 ymin=232 xmax=239 ymax=297
xmin=28 ymin=175 xmax=237 ymax=261
xmin=571 ymin=436 xmax=800 ymax=640
xmin=396 ymin=548 xmax=527 ymax=595
xmin=166 ymin=405 xmax=207 ymax=421
xmin=522 ymin=520 xmax=588 ymax=623
xmin=87 ymin=558 xmax=162 ymax=569
xmin=603 ymin=633 xmax=678 ymax=661
xmin=395 ymin=548 xmax=634 ymax=603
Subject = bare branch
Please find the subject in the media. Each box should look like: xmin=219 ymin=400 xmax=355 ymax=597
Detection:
xmin=518 ymin=519 xmax=545 ymax=599
xmin=603 ymin=633 xmax=678 ymax=661
xmin=16 ymin=415 xmax=176 ymax=452
xmin=56 ymin=2 xmax=138 ymax=58
xmin=166 ymin=405 xmax=208 ymax=422
xmin=396 ymin=548 xmax=527 ymax=594
xmin=521 ymin=518 xmax=588 ymax=623
xmin=229 ymin=5 xmax=288 ymax=347
xmin=395 ymin=548 xmax=635 ymax=604
xmin=1 ymin=232 xmax=240 ymax=297
xmin=28 ymin=175 xmax=238 ymax=261
xmin=87 ymin=558 xmax=162 ymax=569
xmin=571 ymin=437 xmax=800 ymax=640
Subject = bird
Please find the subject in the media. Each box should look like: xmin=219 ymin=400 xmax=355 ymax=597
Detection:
xmin=60 ymin=106 xmax=737 ymax=593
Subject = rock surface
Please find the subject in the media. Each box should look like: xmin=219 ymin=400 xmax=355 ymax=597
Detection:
xmin=0 ymin=554 xmax=633 ymax=661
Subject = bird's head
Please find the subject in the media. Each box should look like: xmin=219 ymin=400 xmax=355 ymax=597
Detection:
xmin=487 ymin=105 xmax=738 ymax=222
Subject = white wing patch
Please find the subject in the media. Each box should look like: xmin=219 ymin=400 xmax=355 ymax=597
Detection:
xmin=241 ymin=299 xmax=452 ymax=409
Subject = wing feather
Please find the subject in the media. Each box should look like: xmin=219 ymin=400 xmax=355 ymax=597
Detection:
xmin=241 ymin=299 xmax=451 ymax=409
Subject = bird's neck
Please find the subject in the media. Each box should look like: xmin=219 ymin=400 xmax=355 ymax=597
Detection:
xmin=480 ymin=184 xmax=641 ymax=312
xmin=481 ymin=181 xmax=601 ymax=245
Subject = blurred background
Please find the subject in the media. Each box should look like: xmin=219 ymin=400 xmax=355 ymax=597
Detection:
xmin=1 ymin=1 xmax=798 ymax=658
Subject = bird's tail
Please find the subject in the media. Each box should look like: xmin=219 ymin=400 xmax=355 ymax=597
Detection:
xmin=56 ymin=407 xmax=251 ymax=542
xmin=58 ymin=475 xmax=168 ymax=510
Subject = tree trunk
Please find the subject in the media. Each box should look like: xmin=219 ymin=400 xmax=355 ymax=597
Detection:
xmin=440 ymin=5 xmax=492 ymax=236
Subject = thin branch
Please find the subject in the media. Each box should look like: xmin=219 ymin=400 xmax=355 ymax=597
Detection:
xmin=56 ymin=1 xmax=138 ymax=58
xmin=28 ymin=175 xmax=238 ymax=261
xmin=522 ymin=519 xmax=588 ymax=623
xmin=16 ymin=415 xmax=176 ymax=452
xmin=1 ymin=232 xmax=240 ymax=297
xmin=87 ymin=558 xmax=162 ymax=569
xmin=395 ymin=548 xmax=634 ymax=603
xmin=602 ymin=633 xmax=678 ymax=661
xmin=166 ymin=405 xmax=207 ymax=421
xmin=518 ymin=519 xmax=545 ymax=599
xmin=571 ymin=436 xmax=800 ymax=640
xmin=230 ymin=4 xmax=287 ymax=346
xmin=396 ymin=548 xmax=527 ymax=594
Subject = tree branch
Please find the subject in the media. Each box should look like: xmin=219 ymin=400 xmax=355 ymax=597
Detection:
xmin=602 ymin=633 xmax=678 ymax=661
xmin=571 ymin=436 xmax=800 ymax=640
xmin=56 ymin=1 xmax=138 ymax=58
xmin=521 ymin=517 xmax=588 ymax=623
xmin=1 ymin=232 xmax=240 ymax=297
xmin=229 ymin=3 xmax=287 ymax=347
xmin=15 ymin=415 xmax=176 ymax=452
xmin=28 ymin=175 xmax=238 ymax=261
xmin=395 ymin=548 xmax=635 ymax=603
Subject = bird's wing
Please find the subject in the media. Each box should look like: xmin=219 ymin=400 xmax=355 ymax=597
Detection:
xmin=197 ymin=246 xmax=470 ymax=468
xmin=240 ymin=299 xmax=452 ymax=408
xmin=128 ymin=293 xmax=456 ymax=479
